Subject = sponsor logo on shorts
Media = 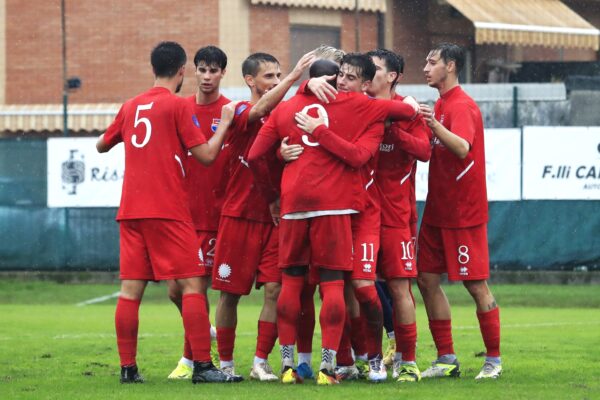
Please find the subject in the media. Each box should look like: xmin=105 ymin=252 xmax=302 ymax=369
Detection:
xmin=217 ymin=263 xmax=232 ymax=281
xmin=459 ymin=265 xmax=469 ymax=276
xmin=363 ymin=263 xmax=372 ymax=273
xmin=404 ymin=261 xmax=413 ymax=271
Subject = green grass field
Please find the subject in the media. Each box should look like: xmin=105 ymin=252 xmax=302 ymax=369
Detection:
xmin=1 ymin=280 xmax=599 ymax=399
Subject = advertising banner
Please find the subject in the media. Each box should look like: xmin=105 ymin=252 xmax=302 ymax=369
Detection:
xmin=47 ymin=138 xmax=124 ymax=207
xmin=523 ymin=127 xmax=600 ymax=200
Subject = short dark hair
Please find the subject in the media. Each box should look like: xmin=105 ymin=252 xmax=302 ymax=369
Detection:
xmin=430 ymin=42 xmax=465 ymax=74
xmin=340 ymin=53 xmax=376 ymax=82
xmin=150 ymin=41 xmax=187 ymax=78
xmin=309 ymin=59 xmax=339 ymax=88
xmin=242 ymin=53 xmax=279 ymax=77
xmin=366 ymin=49 xmax=404 ymax=87
xmin=194 ymin=45 xmax=227 ymax=69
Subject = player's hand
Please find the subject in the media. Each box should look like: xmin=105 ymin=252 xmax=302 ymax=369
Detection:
xmin=419 ymin=104 xmax=437 ymax=128
xmin=295 ymin=108 xmax=325 ymax=134
xmin=288 ymin=51 xmax=316 ymax=81
xmin=403 ymin=95 xmax=419 ymax=115
xmin=280 ymin=136 xmax=303 ymax=162
xmin=221 ymin=101 xmax=240 ymax=124
xmin=308 ymin=76 xmax=337 ymax=103
xmin=269 ymin=198 xmax=281 ymax=226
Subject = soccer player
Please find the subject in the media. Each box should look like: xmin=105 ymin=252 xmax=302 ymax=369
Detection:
xmin=248 ymin=58 xmax=418 ymax=385
xmin=212 ymin=51 xmax=314 ymax=381
xmin=418 ymin=43 xmax=502 ymax=380
xmin=96 ymin=41 xmax=240 ymax=384
xmin=293 ymin=53 xmax=424 ymax=383
xmin=366 ymin=49 xmax=431 ymax=383
xmin=167 ymin=45 xmax=230 ymax=380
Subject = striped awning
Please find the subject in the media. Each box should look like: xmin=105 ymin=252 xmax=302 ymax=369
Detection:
xmin=0 ymin=103 xmax=119 ymax=132
xmin=250 ymin=0 xmax=386 ymax=12
xmin=445 ymin=0 xmax=600 ymax=50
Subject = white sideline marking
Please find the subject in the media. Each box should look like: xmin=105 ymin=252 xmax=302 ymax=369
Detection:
xmin=76 ymin=291 xmax=121 ymax=307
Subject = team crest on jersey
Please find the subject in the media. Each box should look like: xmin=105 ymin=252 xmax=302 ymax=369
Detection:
xmin=192 ymin=114 xmax=201 ymax=128
xmin=235 ymin=104 xmax=248 ymax=116
xmin=211 ymin=118 xmax=221 ymax=133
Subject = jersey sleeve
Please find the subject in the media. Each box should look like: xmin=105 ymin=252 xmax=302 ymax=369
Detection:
xmin=247 ymin=110 xmax=282 ymax=203
xmin=369 ymin=98 xmax=416 ymax=122
xmin=103 ymin=104 xmax=125 ymax=147
xmin=311 ymin=122 xmax=384 ymax=168
xmin=230 ymin=102 xmax=252 ymax=135
xmin=448 ymin=102 xmax=477 ymax=145
xmin=391 ymin=117 xmax=432 ymax=162
xmin=176 ymin=99 xmax=207 ymax=150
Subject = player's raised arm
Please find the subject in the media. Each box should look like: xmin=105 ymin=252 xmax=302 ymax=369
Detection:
xmin=419 ymin=103 xmax=470 ymax=159
xmin=190 ymin=101 xmax=237 ymax=165
xmin=248 ymin=51 xmax=315 ymax=123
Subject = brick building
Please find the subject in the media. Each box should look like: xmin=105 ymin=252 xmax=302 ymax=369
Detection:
xmin=0 ymin=0 xmax=598 ymax=132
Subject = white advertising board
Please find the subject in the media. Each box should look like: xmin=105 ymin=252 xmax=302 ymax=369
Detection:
xmin=47 ymin=138 xmax=124 ymax=207
xmin=415 ymin=129 xmax=522 ymax=201
xmin=522 ymin=126 xmax=600 ymax=200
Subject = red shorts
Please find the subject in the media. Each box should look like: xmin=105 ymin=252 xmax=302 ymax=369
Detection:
xmin=350 ymin=207 xmax=380 ymax=280
xmin=195 ymin=230 xmax=217 ymax=277
xmin=378 ymin=225 xmax=417 ymax=279
xmin=212 ymin=216 xmax=279 ymax=295
xmin=279 ymin=214 xmax=353 ymax=271
xmin=417 ymin=223 xmax=489 ymax=281
xmin=119 ymin=219 xmax=201 ymax=281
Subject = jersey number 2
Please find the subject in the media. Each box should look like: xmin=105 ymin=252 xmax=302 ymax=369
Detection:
xmin=132 ymin=102 xmax=154 ymax=148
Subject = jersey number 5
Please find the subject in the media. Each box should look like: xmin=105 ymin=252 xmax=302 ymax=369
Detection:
xmin=132 ymin=102 xmax=154 ymax=148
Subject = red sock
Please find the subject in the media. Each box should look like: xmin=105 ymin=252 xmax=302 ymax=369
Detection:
xmin=216 ymin=326 xmax=236 ymax=362
xmin=319 ymin=280 xmax=345 ymax=351
xmin=429 ymin=319 xmax=454 ymax=357
xmin=477 ymin=307 xmax=501 ymax=357
xmin=350 ymin=315 xmax=368 ymax=357
xmin=115 ymin=297 xmax=140 ymax=366
xmin=394 ymin=322 xmax=417 ymax=362
xmin=183 ymin=335 xmax=193 ymax=360
xmin=297 ymin=283 xmax=316 ymax=353
xmin=336 ymin=314 xmax=354 ymax=366
xmin=182 ymin=293 xmax=211 ymax=362
xmin=354 ymin=285 xmax=383 ymax=358
xmin=256 ymin=320 xmax=278 ymax=359
xmin=277 ymin=274 xmax=304 ymax=345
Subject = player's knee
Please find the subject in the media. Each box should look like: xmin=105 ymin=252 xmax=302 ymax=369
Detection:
xmin=219 ymin=291 xmax=241 ymax=308
xmin=463 ymin=279 xmax=490 ymax=300
xmin=264 ymin=282 xmax=281 ymax=303
xmin=167 ymin=287 xmax=181 ymax=305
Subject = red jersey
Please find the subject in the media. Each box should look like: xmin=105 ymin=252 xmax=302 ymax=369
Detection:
xmin=220 ymin=101 xmax=276 ymax=223
xmin=103 ymin=86 xmax=206 ymax=222
xmin=378 ymin=94 xmax=431 ymax=228
xmin=422 ymin=86 xmax=488 ymax=228
xmin=250 ymin=91 xmax=415 ymax=216
xmin=184 ymin=94 xmax=231 ymax=231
